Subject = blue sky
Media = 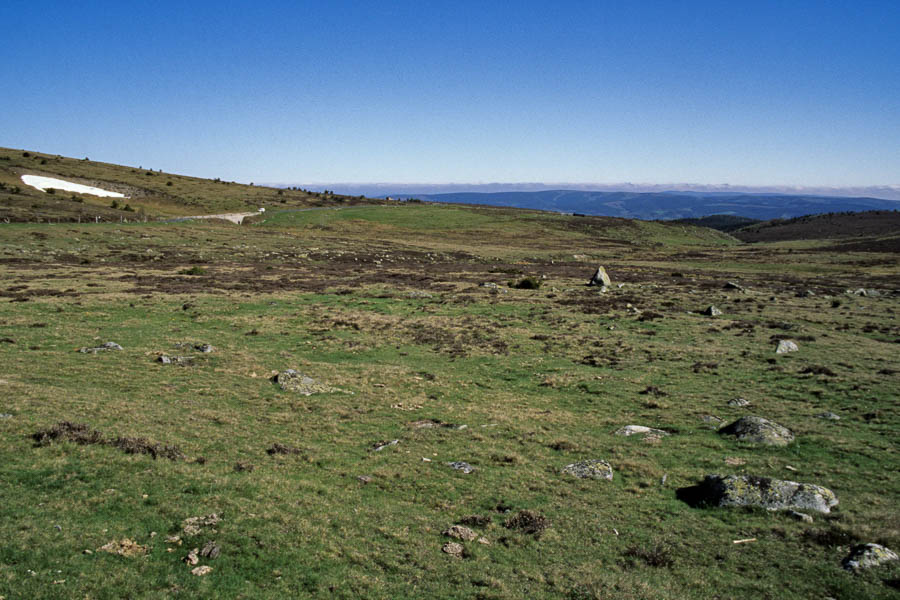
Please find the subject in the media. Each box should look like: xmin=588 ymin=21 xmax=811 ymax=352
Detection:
xmin=3 ymin=1 xmax=898 ymax=186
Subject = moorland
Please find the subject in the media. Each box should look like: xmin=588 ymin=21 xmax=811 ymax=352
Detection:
xmin=1 ymin=147 xmax=898 ymax=599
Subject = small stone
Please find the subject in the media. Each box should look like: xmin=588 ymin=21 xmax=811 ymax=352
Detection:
xmin=191 ymin=565 xmax=213 ymax=576
xmin=775 ymin=340 xmax=799 ymax=354
xmin=562 ymin=459 xmax=613 ymax=480
xmin=274 ymin=370 xmax=335 ymax=395
xmin=477 ymin=537 xmax=490 ymax=545
xmin=703 ymin=305 xmax=723 ymax=316
xmin=443 ymin=525 xmax=478 ymax=541
xmin=842 ymin=543 xmax=899 ymax=571
xmin=442 ymin=542 xmax=464 ymax=557
xmin=588 ymin=266 xmax=611 ymax=287
xmin=0 ymin=413 xmax=12 ymax=419
xmin=182 ymin=514 xmax=221 ymax=536
xmin=372 ymin=439 xmax=400 ymax=451
xmin=447 ymin=461 xmax=475 ymax=474
xmin=200 ymin=541 xmax=220 ymax=559
xmin=788 ymin=510 xmax=813 ymax=523
xmin=728 ymin=398 xmax=750 ymax=407
xmin=184 ymin=548 xmax=200 ymax=566
xmin=701 ymin=415 xmax=725 ymax=429
xmin=614 ymin=425 xmax=669 ymax=437
xmin=195 ymin=344 xmax=214 ymax=353
xmin=816 ymin=412 xmax=840 ymax=421
xmin=97 ymin=538 xmax=148 ymax=557
xmin=724 ymin=281 xmax=744 ymax=291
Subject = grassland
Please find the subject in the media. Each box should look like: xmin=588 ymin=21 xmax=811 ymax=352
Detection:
xmin=1 ymin=161 xmax=899 ymax=598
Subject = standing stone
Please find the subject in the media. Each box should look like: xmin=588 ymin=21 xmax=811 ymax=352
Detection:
xmin=588 ymin=267 xmax=611 ymax=288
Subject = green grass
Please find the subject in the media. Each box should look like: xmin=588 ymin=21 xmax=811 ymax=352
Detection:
xmin=1 ymin=207 xmax=898 ymax=598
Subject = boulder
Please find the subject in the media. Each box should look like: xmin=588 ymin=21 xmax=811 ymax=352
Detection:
xmin=562 ymin=459 xmax=613 ymax=480
xmin=842 ymin=543 xmax=898 ymax=571
xmin=588 ymin=266 xmax=611 ymax=288
xmin=719 ymin=416 xmax=794 ymax=446
xmin=703 ymin=305 xmax=723 ymax=316
xmin=694 ymin=474 xmax=838 ymax=513
xmin=776 ymin=340 xmax=799 ymax=354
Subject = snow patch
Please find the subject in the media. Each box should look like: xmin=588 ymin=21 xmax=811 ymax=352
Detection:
xmin=21 ymin=175 xmax=127 ymax=198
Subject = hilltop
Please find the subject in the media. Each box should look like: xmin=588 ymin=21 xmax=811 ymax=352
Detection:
xmin=0 ymin=147 xmax=371 ymax=222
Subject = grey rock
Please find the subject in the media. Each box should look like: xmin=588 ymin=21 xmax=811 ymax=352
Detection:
xmin=588 ymin=266 xmax=611 ymax=287
xmin=720 ymin=416 xmax=794 ymax=446
xmin=614 ymin=425 xmax=669 ymax=437
xmin=816 ymin=411 xmax=841 ymax=421
xmin=372 ymin=439 xmax=399 ymax=451
xmin=195 ymin=344 xmax=214 ymax=353
xmin=479 ymin=282 xmax=499 ymax=289
xmin=697 ymin=474 xmax=838 ymax=513
xmin=406 ymin=291 xmax=433 ymax=299
xmin=701 ymin=415 xmax=725 ymax=429
xmin=275 ymin=370 xmax=334 ymax=395
xmin=842 ymin=543 xmax=898 ymax=571
xmin=78 ymin=341 xmax=123 ymax=354
xmin=775 ymin=340 xmax=799 ymax=354
xmin=728 ymin=398 xmax=750 ymax=407
xmin=447 ymin=461 xmax=475 ymax=474
xmin=562 ymin=459 xmax=613 ymax=480
xmin=443 ymin=525 xmax=478 ymax=541
xmin=0 ymin=413 xmax=12 ymax=419
xmin=724 ymin=281 xmax=745 ymax=291
xmin=157 ymin=355 xmax=193 ymax=365
xmin=703 ymin=305 xmax=723 ymax=316
xmin=442 ymin=542 xmax=464 ymax=557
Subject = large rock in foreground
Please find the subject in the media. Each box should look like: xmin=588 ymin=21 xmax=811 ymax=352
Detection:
xmin=694 ymin=474 xmax=838 ymax=513
xmin=719 ymin=416 xmax=794 ymax=446
xmin=842 ymin=543 xmax=899 ymax=572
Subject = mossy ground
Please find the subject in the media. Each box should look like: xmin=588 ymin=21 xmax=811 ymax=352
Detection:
xmin=0 ymin=204 xmax=898 ymax=599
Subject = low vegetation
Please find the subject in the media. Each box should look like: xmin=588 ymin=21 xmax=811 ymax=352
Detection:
xmin=0 ymin=154 xmax=898 ymax=599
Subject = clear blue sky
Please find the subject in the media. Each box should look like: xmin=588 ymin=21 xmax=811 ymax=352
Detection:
xmin=3 ymin=0 xmax=898 ymax=186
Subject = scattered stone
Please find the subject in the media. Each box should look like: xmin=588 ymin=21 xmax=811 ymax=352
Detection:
xmin=443 ymin=525 xmax=478 ymax=541
xmin=372 ymin=439 xmax=400 ymax=451
xmin=191 ymin=565 xmax=213 ymax=576
xmin=775 ymin=340 xmax=799 ymax=354
xmin=816 ymin=412 xmax=841 ymax=421
xmin=690 ymin=474 xmax=838 ymax=513
xmin=720 ymin=416 xmax=794 ymax=446
xmin=77 ymin=341 xmax=123 ymax=354
xmin=728 ymin=398 xmax=750 ymax=407
xmin=97 ymin=538 xmax=148 ymax=557
xmin=182 ymin=514 xmax=221 ymax=536
xmin=233 ymin=461 xmax=254 ymax=472
xmin=442 ymin=542 xmax=464 ymax=557
xmin=842 ymin=543 xmax=898 ymax=571
xmin=703 ymin=305 xmax=723 ymax=317
xmin=788 ymin=510 xmax=813 ymax=523
xmin=562 ymin=459 xmax=613 ymax=480
xmin=724 ymin=281 xmax=744 ymax=291
xmin=614 ymin=425 xmax=669 ymax=437
xmin=504 ymin=510 xmax=550 ymax=535
xmin=157 ymin=354 xmax=193 ymax=365
xmin=588 ymin=266 xmax=611 ymax=288
xmin=357 ymin=475 xmax=373 ymax=484
xmin=274 ymin=370 xmax=335 ymax=395
xmin=200 ymin=541 xmax=220 ymax=559
xmin=447 ymin=461 xmax=475 ymax=474
xmin=184 ymin=548 xmax=200 ymax=565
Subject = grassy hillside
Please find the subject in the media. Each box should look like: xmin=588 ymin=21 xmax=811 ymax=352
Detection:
xmin=0 ymin=147 xmax=370 ymax=222
xmin=734 ymin=210 xmax=900 ymax=252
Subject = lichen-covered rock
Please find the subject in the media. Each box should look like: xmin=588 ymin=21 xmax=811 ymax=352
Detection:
xmin=443 ymin=525 xmax=478 ymax=541
xmin=588 ymin=266 xmax=611 ymax=288
xmin=447 ymin=461 xmax=475 ymax=474
xmin=842 ymin=543 xmax=898 ymax=571
xmin=442 ymin=542 xmax=464 ymax=557
xmin=719 ymin=416 xmax=794 ymax=446
xmin=274 ymin=370 xmax=334 ymax=395
xmin=776 ymin=340 xmax=799 ymax=354
xmin=78 ymin=341 xmax=123 ymax=353
xmin=614 ymin=425 xmax=669 ymax=438
xmin=698 ymin=474 xmax=838 ymax=513
xmin=562 ymin=459 xmax=613 ymax=480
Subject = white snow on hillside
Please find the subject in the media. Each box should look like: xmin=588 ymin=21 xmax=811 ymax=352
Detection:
xmin=21 ymin=175 xmax=127 ymax=198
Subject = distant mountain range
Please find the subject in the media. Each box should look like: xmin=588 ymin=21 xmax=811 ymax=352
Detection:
xmin=381 ymin=190 xmax=900 ymax=221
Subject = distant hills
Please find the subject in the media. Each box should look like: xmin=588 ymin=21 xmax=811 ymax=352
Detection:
xmin=386 ymin=190 xmax=899 ymax=221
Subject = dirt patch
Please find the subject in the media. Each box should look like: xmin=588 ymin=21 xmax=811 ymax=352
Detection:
xmin=31 ymin=421 xmax=185 ymax=461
